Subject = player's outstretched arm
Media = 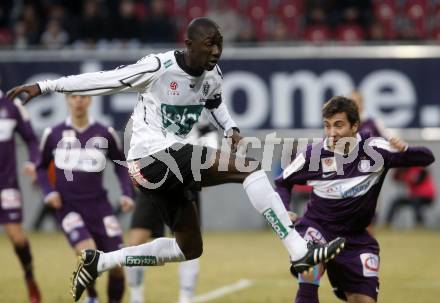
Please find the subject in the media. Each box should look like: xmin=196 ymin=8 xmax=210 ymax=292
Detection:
xmin=7 ymin=84 xmax=41 ymax=105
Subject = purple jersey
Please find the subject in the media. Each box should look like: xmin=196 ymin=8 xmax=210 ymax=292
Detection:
xmin=359 ymin=118 xmax=383 ymax=138
xmin=275 ymin=133 xmax=434 ymax=234
xmin=0 ymin=91 xmax=39 ymax=189
xmin=37 ymin=118 xmax=133 ymax=204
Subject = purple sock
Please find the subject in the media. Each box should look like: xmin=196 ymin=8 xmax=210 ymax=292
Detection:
xmin=108 ymin=274 xmax=125 ymax=303
xmin=87 ymin=281 xmax=98 ymax=298
xmin=295 ymin=283 xmax=319 ymax=303
xmin=14 ymin=241 xmax=33 ymax=279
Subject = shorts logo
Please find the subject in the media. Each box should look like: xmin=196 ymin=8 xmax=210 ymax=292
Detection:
xmin=126 ymin=256 xmax=158 ymax=266
xmin=263 ymin=208 xmax=288 ymax=239
xmin=1 ymin=188 xmax=21 ymax=209
xmin=304 ymin=227 xmax=326 ymax=244
xmin=62 ymin=212 xmax=85 ymax=233
xmin=360 ymin=253 xmax=379 ymax=277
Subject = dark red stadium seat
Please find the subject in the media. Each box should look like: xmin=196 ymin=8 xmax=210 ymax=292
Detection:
xmin=303 ymin=24 xmax=332 ymax=43
xmin=335 ymin=24 xmax=365 ymax=43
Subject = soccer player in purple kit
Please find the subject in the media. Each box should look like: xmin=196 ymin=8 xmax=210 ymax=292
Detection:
xmin=275 ymin=96 xmax=435 ymax=303
xmin=8 ymin=18 xmax=345 ymax=302
xmin=0 ymin=89 xmax=42 ymax=303
xmin=36 ymin=94 xmax=134 ymax=303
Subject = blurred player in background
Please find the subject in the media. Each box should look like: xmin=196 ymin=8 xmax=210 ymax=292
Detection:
xmin=385 ymin=166 xmax=436 ymax=228
xmin=349 ymin=90 xmax=387 ymax=138
xmin=127 ymin=120 xmax=216 ymax=303
xmin=275 ymin=96 xmax=435 ymax=303
xmin=0 ymin=89 xmax=41 ymax=302
xmin=36 ymin=94 xmax=134 ymax=303
xmin=8 ymin=18 xmax=345 ymax=302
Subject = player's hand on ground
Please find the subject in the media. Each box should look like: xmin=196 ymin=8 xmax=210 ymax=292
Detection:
xmin=45 ymin=192 xmax=62 ymax=209
xmin=7 ymin=84 xmax=41 ymax=105
xmin=389 ymin=137 xmax=408 ymax=152
xmin=287 ymin=211 xmax=299 ymax=223
xmin=120 ymin=196 xmax=135 ymax=213
xmin=22 ymin=162 xmax=37 ymax=184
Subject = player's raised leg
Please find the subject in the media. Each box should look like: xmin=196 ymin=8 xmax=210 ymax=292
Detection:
xmin=201 ymin=150 xmax=345 ymax=272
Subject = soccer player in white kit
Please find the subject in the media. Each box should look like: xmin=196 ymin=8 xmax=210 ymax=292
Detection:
xmin=7 ymin=18 xmax=345 ymax=301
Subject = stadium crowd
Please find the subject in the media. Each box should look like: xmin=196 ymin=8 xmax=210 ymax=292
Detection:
xmin=1 ymin=0 xmax=440 ymax=50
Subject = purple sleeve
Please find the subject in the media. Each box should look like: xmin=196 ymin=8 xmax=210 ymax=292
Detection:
xmin=14 ymin=101 xmax=40 ymax=164
xmin=106 ymin=128 xmax=133 ymax=198
xmin=36 ymin=129 xmax=55 ymax=196
xmin=275 ymin=176 xmax=293 ymax=210
xmin=386 ymin=146 xmax=435 ymax=168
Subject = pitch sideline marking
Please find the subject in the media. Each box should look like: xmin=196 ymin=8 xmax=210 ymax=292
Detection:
xmin=190 ymin=279 xmax=254 ymax=303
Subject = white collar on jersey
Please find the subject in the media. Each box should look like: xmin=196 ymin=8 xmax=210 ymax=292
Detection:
xmin=65 ymin=116 xmax=95 ymax=133
xmin=323 ymin=133 xmax=361 ymax=155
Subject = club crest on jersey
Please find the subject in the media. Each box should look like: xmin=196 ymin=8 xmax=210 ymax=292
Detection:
xmin=202 ymin=81 xmax=210 ymax=96
xmin=321 ymin=157 xmax=336 ymax=173
xmin=168 ymin=81 xmax=179 ymax=96
xmin=358 ymin=159 xmax=371 ymax=173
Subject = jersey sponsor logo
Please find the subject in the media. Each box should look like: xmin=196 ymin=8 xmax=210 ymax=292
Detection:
xmin=61 ymin=212 xmax=85 ymax=233
xmin=341 ymin=179 xmax=371 ymax=198
xmin=1 ymin=188 xmax=22 ymax=209
xmin=54 ymin=148 xmax=107 ymax=172
xmin=360 ymin=253 xmax=379 ymax=277
xmin=126 ymin=256 xmax=158 ymax=266
xmin=263 ymin=208 xmax=288 ymax=239
xmin=309 ymin=171 xmax=383 ymax=200
xmin=321 ymin=157 xmax=337 ymax=173
xmin=304 ymin=227 xmax=327 ymax=244
xmin=161 ymin=104 xmax=204 ymax=136
xmin=0 ymin=119 xmax=17 ymax=141
xmin=103 ymin=215 xmax=122 ymax=237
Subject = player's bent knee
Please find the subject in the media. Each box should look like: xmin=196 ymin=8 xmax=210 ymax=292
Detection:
xmin=109 ymin=267 xmax=124 ymax=278
xmin=345 ymin=292 xmax=376 ymax=303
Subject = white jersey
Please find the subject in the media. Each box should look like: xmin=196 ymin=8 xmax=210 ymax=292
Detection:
xmin=38 ymin=50 xmax=237 ymax=160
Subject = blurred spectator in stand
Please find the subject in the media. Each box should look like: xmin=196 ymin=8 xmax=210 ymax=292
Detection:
xmin=269 ymin=18 xmax=290 ymax=42
xmin=385 ymin=167 xmax=436 ymax=228
xmin=142 ymin=0 xmax=177 ymax=44
xmin=334 ymin=1 xmax=371 ymax=43
xmin=0 ymin=0 xmax=13 ymax=46
xmin=75 ymin=0 xmax=108 ymax=48
xmin=19 ymin=3 xmax=42 ymax=46
xmin=303 ymin=1 xmax=333 ymax=42
xmin=207 ymin=0 xmax=241 ymax=42
xmin=12 ymin=20 xmax=29 ymax=49
xmin=112 ymin=0 xmax=141 ymax=46
xmin=40 ymin=18 xmax=69 ymax=49
xmin=236 ymin=18 xmax=257 ymax=44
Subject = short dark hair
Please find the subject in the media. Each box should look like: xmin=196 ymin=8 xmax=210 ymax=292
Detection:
xmin=187 ymin=17 xmax=219 ymax=40
xmin=322 ymin=96 xmax=360 ymax=126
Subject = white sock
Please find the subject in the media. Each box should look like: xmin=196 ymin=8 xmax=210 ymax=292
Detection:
xmin=97 ymin=238 xmax=186 ymax=272
xmin=243 ymin=170 xmax=308 ymax=261
xmin=178 ymin=258 xmax=200 ymax=303
xmin=126 ymin=266 xmax=145 ymax=303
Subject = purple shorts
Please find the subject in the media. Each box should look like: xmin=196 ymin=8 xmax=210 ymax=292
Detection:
xmin=0 ymin=188 xmax=23 ymax=224
xmin=56 ymin=198 xmax=123 ymax=252
xmin=296 ymin=217 xmax=380 ymax=301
